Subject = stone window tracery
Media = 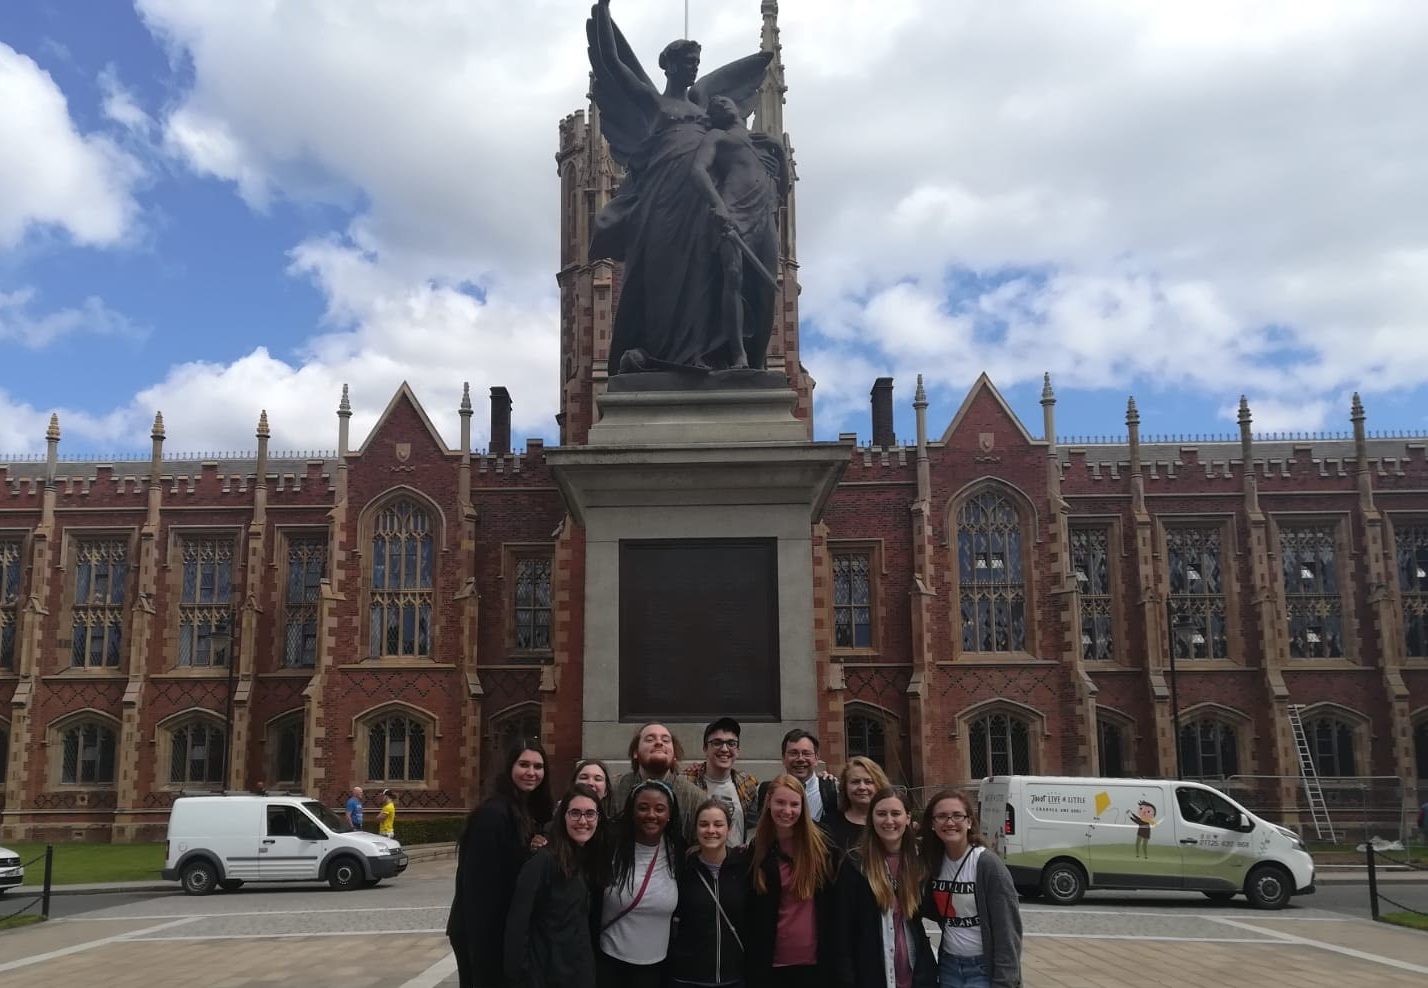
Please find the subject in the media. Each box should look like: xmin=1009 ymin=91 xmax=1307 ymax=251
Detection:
xmin=513 ymin=556 xmax=553 ymax=652
xmin=72 ymin=539 xmax=127 ymax=669
xmin=370 ymin=500 xmax=433 ymax=657
xmin=833 ymin=551 xmax=874 ymax=650
xmin=957 ymin=491 xmax=1027 ymax=653
xmin=269 ymin=713 xmax=305 ymax=786
xmin=1179 ymin=718 xmax=1239 ymax=778
xmin=367 ymin=713 xmax=427 ymax=783
xmin=1395 ymin=522 xmax=1428 ymax=657
xmin=60 ymin=721 xmax=116 ymax=785
xmin=1071 ymin=528 xmax=1114 ymax=660
xmin=284 ymin=537 xmax=327 ymax=668
xmin=845 ymin=708 xmax=887 ymax=766
xmin=1167 ymin=527 xmax=1229 ymax=660
xmin=178 ymin=537 xmax=234 ymax=667
xmin=1280 ymin=524 xmax=1344 ymax=659
xmin=968 ymin=711 xmax=1031 ymax=777
xmin=168 ymin=718 xmax=226 ymax=786
xmin=1305 ymin=716 xmax=1357 ymax=777
xmin=0 ymin=540 xmax=20 ymax=671
xmin=1098 ymin=717 xmax=1129 ymax=776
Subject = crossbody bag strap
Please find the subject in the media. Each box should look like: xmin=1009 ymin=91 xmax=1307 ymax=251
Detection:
xmin=601 ymin=848 xmax=660 ymax=933
xmin=698 ymin=868 xmax=744 ymax=952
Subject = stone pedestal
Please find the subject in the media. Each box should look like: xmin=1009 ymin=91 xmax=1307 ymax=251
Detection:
xmin=547 ymin=376 xmax=850 ymax=763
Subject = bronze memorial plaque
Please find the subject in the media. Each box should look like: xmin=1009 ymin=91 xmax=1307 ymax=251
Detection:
xmin=619 ymin=538 xmax=780 ymax=721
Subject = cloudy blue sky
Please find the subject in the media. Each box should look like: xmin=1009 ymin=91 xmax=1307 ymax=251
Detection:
xmin=2 ymin=0 xmax=1426 ymax=455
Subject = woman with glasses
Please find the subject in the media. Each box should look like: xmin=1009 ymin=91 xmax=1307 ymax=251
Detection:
xmin=597 ymin=779 xmax=684 ymax=988
xmin=668 ymin=799 xmax=750 ymax=988
xmin=745 ymin=774 xmax=840 ymax=988
xmin=918 ymin=790 xmax=1022 ymax=988
xmin=505 ymin=784 xmax=609 ymax=988
xmin=826 ymin=756 xmax=892 ymax=852
xmin=836 ymin=788 xmax=936 ymax=987
xmin=447 ymin=741 xmax=554 ymax=988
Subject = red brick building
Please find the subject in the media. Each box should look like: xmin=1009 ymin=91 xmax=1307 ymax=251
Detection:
xmin=3 ymin=5 xmax=1427 ymax=840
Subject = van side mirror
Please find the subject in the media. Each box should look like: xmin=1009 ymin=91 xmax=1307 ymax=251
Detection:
xmin=1235 ymin=812 xmax=1253 ymax=833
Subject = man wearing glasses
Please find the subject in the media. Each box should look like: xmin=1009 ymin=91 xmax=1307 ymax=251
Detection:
xmin=686 ymin=717 xmax=760 ymax=845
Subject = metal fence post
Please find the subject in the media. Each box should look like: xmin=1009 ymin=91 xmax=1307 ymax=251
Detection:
xmin=41 ymin=844 xmax=53 ymax=919
xmin=1365 ymin=841 xmax=1379 ymax=921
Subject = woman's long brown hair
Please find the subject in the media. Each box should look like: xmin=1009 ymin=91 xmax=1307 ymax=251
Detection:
xmin=749 ymin=773 xmax=831 ymax=899
xmin=917 ymin=788 xmax=985 ymax=880
xmin=857 ymin=787 xmax=922 ymax=917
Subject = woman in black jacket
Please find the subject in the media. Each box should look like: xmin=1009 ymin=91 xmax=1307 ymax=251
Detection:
xmin=743 ymin=774 xmax=841 ymax=988
xmin=668 ymin=799 xmax=750 ymax=987
xmin=835 ymin=788 xmax=936 ymax=988
xmin=447 ymin=741 xmax=554 ymax=988
xmin=505 ymin=784 xmax=609 ymax=988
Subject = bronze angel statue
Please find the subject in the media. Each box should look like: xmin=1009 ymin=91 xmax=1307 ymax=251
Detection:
xmin=587 ymin=0 xmax=787 ymax=375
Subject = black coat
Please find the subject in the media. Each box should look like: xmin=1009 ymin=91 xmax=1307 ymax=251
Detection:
xmin=504 ymin=848 xmax=598 ymax=988
xmin=742 ymin=845 xmax=841 ymax=988
xmin=825 ymin=811 xmax=866 ymax=854
xmin=834 ymin=855 xmax=936 ymax=988
xmin=447 ymin=797 xmax=534 ymax=987
xmin=667 ymin=848 xmax=751 ymax=986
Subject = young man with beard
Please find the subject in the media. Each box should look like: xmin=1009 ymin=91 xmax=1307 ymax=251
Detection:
xmin=685 ymin=717 xmax=760 ymax=846
xmin=611 ymin=721 xmax=705 ymax=841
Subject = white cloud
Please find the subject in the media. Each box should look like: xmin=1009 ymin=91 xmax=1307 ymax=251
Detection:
xmin=98 ymin=64 xmax=154 ymax=136
xmin=0 ymin=44 xmax=141 ymax=248
xmin=0 ymin=288 xmax=146 ymax=349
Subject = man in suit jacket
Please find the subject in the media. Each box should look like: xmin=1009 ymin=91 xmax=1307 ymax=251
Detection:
xmin=756 ymin=728 xmax=838 ymax=827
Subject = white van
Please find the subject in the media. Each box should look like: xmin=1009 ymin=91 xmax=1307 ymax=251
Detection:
xmin=162 ymin=794 xmax=408 ymax=895
xmin=978 ymin=776 xmax=1315 ymax=909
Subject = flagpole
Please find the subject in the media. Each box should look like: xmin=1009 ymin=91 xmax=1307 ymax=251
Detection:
xmin=684 ymin=0 xmax=689 ymax=39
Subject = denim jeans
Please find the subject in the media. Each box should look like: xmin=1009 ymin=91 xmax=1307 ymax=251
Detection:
xmin=939 ymin=951 xmax=989 ymax=988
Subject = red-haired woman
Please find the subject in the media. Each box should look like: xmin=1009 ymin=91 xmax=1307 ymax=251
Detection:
xmin=744 ymin=773 xmax=840 ymax=988
xmin=836 ymin=788 xmax=936 ymax=987
xmin=919 ymin=790 xmax=1022 ymax=988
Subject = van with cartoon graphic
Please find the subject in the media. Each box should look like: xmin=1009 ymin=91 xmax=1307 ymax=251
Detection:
xmin=978 ymin=776 xmax=1315 ymax=909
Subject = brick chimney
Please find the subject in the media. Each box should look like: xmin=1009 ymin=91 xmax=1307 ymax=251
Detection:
xmin=870 ymin=377 xmax=894 ymax=447
xmin=489 ymin=386 xmax=512 ymax=455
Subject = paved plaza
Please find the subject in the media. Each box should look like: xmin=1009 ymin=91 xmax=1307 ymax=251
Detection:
xmin=2 ymin=860 xmax=1426 ymax=987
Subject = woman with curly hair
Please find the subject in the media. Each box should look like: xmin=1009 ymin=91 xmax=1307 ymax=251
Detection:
xmin=597 ymin=778 xmax=685 ymax=988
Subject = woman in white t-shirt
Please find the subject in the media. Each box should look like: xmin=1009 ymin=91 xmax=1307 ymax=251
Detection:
xmin=597 ymin=779 xmax=683 ymax=988
xmin=918 ymin=789 xmax=1023 ymax=988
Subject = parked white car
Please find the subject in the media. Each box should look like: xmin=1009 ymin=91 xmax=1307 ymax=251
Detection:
xmin=161 ymin=794 xmax=407 ymax=895
xmin=0 ymin=845 xmax=23 ymax=894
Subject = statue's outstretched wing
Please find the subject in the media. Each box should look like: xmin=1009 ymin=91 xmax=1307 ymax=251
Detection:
xmin=689 ymin=51 xmax=775 ymax=119
xmin=586 ymin=4 xmax=657 ymax=166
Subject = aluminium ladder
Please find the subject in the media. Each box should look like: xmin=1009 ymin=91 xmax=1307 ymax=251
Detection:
xmin=1287 ymin=703 xmax=1335 ymax=842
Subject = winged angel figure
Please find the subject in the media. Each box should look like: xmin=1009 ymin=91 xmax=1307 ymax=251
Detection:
xmin=587 ymin=0 xmax=787 ymax=375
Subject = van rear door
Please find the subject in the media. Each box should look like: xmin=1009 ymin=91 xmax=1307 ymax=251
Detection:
xmin=979 ymin=778 xmax=1011 ymax=856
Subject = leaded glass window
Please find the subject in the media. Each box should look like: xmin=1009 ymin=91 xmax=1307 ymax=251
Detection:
xmin=1395 ymin=522 xmax=1428 ymax=657
xmin=72 ymin=539 xmax=127 ymax=668
xmin=513 ymin=556 xmax=552 ymax=652
xmin=61 ymin=722 xmax=116 ymax=785
xmin=0 ymin=721 xmax=8 ymax=784
xmin=271 ymin=714 xmax=305 ymax=786
xmin=833 ymin=551 xmax=873 ymax=649
xmin=367 ymin=714 xmax=426 ymax=782
xmin=0 ymin=540 xmax=20 ymax=671
xmin=1306 ymin=717 xmax=1357 ymax=777
xmin=1167 ymin=527 xmax=1229 ymax=660
xmin=968 ymin=712 xmax=1031 ymax=778
xmin=845 ymin=709 xmax=887 ymax=766
xmin=1179 ymin=719 xmax=1239 ymax=778
xmin=957 ymin=491 xmax=1026 ymax=653
xmin=370 ymin=500 xmax=433 ymax=657
xmin=284 ymin=537 xmax=326 ymax=668
xmin=1280 ymin=524 xmax=1344 ymax=659
xmin=1098 ymin=718 xmax=1128 ymax=777
xmin=178 ymin=537 xmax=234 ymax=666
xmin=1071 ymin=528 xmax=1113 ymax=660
xmin=169 ymin=719 xmax=226 ymax=785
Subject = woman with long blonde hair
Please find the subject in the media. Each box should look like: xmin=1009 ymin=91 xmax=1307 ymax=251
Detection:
xmin=744 ymin=774 xmax=839 ymax=988
xmin=835 ymin=788 xmax=935 ymax=987
xmin=827 ymin=756 xmax=892 ymax=852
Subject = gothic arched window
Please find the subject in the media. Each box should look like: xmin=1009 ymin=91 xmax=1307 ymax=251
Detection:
xmin=1179 ymin=718 xmax=1240 ymax=779
xmin=0 ymin=539 xmax=20 ymax=671
xmin=956 ymin=490 xmax=1026 ymax=653
xmin=169 ymin=718 xmax=227 ymax=786
xmin=269 ymin=713 xmax=305 ymax=787
xmin=968 ymin=711 xmax=1031 ymax=778
xmin=370 ymin=499 xmax=434 ymax=657
xmin=1305 ymin=716 xmax=1358 ymax=777
xmin=845 ymin=709 xmax=887 ymax=767
xmin=1098 ymin=717 xmax=1129 ymax=777
xmin=367 ymin=713 xmax=428 ymax=783
xmin=0 ymin=719 xmax=9 ymax=784
xmin=484 ymin=705 xmax=542 ymax=780
xmin=60 ymin=721 xmax=117 ymax=785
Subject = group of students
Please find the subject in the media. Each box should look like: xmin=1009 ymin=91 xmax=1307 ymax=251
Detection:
xmin=445 ymin=718 xmax=1023 ymax=988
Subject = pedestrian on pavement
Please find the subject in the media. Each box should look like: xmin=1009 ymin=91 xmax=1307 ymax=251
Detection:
xmin=378 ymin=789 xmax=397 ymax=839
xmin=920 ymin=789 xmax=1022 ymax=988
xmin=825 ymin=756 xmax=892 ymax=853
xmin=610 ymin=722 xmax=706 ymax=841
xmin=597 ymin=779 xmax=684 ymax=988
xmin=345 ymin=786 xmax=364 ymax=830
xmin=447 ymin=741 xmax=554 ymax=988
xmin=667 ymin=798 xmax=751 ymax=988
xmin=836 ymin=788 xmax=935 ymax=988
xmin=505 ymin=783 xmax=609 ymax=988
xmin=686 ymin=717 xmax=760 ymax=847
xmin=744 ymin=774 xmax=840 ymax=988
xmin=755 ymin=730 xmax=838 ymax=828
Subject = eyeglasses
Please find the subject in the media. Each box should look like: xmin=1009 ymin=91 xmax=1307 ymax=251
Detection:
xmin=565 ymin=809 xmax=599 ymax=821
xmin=933 ymin=812 xmax=970 ymax=824
xmin=707 ymin=739 xmax=739 ymax=750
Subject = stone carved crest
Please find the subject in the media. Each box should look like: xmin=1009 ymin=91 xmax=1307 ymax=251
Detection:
xmin=979 ymin=432 xmax=995 ymax=452
xmin=395 ymin=442 xmax=412 ymax=462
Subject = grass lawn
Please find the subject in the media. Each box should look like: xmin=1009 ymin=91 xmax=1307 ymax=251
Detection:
xmin=0 ymin=914 xmax=45 ymax=932
xmin=4 ymin=842 xmax=166 ymax=885
xmin=1380 ymin=911 xmax=1428 ymax=932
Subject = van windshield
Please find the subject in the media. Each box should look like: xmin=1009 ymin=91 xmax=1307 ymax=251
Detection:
xmin=304 ymin=801 xmax=353 ymax=834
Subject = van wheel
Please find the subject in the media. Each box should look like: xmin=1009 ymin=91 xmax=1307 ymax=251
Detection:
xmin=1040 ymin=860 xmax=1087 ymax=906
xmin=219 ymin=879 xmax=244 ymax=891
xmin=1202 ymin=891 xmax=1235 ymax=904
xmin=327 ymin=856 xmax=364 ymax=891
xmin=181 ymin=860 xmax=218 ymax=896
xmin=1245 ymin=865 xmax=1292 ymax=910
